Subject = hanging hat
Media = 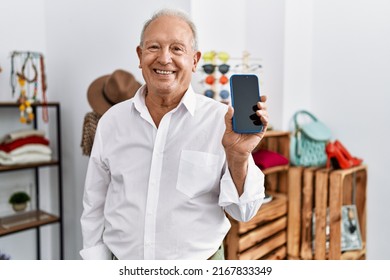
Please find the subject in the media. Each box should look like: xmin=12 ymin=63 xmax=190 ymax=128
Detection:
xmin=87 ymin=69 xmax=142 ymax=116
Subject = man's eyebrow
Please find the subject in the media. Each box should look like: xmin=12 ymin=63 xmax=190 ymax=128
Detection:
xmin=144 ymin=39 xmax=188 ymax=45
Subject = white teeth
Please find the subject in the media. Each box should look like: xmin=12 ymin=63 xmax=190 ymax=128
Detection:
xmin=155 ymin=69 xmax=173 ymax=75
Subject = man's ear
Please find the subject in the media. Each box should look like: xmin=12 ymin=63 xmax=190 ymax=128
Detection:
xmin=136 ymin=46 xmax=143 ymax=68
xmin=192 ymin=51 xmax=202 ymax=73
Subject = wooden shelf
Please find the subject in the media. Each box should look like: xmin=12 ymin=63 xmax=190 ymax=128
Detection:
xmin=0 ymin=160 xmax=59 ymax=172
xmin=0 ymin=210 xmax=60 ymax=237
xmin=238 ymin=192 xmax=287 ymax=234
xmin=264 ymin=130 xmax=290 ymax=138
xmin=340 ymin=243 xmax=366 ymax=260
xmin=225 ymin=192 xmax=288 ymax=260
xmin=0 ymin=102 xmax=59 ymax=107
xmin=224 ymin=130 xmax=290 ymax=260
xmin=262 ymin=164 xmax=289 ymax=175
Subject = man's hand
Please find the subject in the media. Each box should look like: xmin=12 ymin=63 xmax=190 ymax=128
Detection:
xmin=222 ymin=95 xmax=268 ymax=159
xmin=222 ymin=95 xmax=268 ymax=195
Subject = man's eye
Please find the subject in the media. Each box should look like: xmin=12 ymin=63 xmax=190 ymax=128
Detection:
xmin=172 ymin=46 xmax=184 ymax=53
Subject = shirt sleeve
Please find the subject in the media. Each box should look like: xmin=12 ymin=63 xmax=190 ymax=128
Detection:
xmin=79 ymin=125 xmax=112 ymax=260
xmin=218 ymin=155 xmax=265 ymax=222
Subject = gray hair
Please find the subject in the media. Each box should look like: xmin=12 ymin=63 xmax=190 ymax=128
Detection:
xmin=139 ymin=8 xmax=199 ymax=51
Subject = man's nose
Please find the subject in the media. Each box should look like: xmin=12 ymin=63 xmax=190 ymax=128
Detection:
xmin=158 ymin=48 xmax=172 ymax=64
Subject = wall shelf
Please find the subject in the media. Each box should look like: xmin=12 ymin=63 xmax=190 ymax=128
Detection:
xmin=0 ymin=210 xmax=59 ymax=236
xmin=0 ymin=160 xmax=60 ymax=172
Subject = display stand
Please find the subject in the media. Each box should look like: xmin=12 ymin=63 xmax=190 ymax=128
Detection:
xmin=0 ymin=102 xmax=63 ymax=259
xmin=224 ymin=130 xmax=290 ymax=260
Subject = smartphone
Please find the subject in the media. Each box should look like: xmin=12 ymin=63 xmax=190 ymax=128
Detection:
xmin=229 ymin=74 xmax=263 ymax=133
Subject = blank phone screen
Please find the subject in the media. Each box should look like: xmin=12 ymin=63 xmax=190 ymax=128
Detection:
xmin=230 ymin=74 xmax=262 ymax=133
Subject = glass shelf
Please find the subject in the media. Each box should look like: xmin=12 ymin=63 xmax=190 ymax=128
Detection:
xmin=262 ymin=164 xmax=289 ymax=175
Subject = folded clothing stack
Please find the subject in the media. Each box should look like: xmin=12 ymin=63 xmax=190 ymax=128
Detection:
xmin=0 ymin=129 xmax=52 ymax=166
xmin=252 ymin=149 xmax=289 ymax=170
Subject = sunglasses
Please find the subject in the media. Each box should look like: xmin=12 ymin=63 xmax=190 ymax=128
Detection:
xmin=219 ymin=89 xmax=230 ymax=100
xmin=204 ymin=89 xmax=230 ymax=100
xmin=204 ymin=89 xmax=215 ymax=98
xmin=202 ymin=64 xmax=230 ymax=75
xmin=204 ymin=75 xmax=229 ymax=85
xmin=202 ymin=51 xmax=230 ymax=63
xmin=234 ymin=63 xmax=262 ymax=73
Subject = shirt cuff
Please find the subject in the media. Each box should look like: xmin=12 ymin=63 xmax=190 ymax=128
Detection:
xmin=80 ymin=243 xmax=112 ymax=260
xmin=219 ymin=156 xmax=265 ymax=207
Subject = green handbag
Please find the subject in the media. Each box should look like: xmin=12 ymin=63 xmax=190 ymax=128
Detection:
xmin=290 ymin=110 xmax=332 ymax=167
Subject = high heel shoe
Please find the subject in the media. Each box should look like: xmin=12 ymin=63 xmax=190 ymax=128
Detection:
xmin=325 ymin=142 xmax=353 ymax=169
xmin=334 ymin=140 xmax=363 ymax=166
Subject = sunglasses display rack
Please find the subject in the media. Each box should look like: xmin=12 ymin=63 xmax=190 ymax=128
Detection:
xmin=200 ymin=51 xmax=231 ymax=104
xmin=199 ymin=51 xmax=262 ymax=104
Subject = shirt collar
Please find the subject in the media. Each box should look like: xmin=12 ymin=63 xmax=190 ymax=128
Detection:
xmin=180 ymin=85 xmax=196 ymax=116
xmin=133 ymin=84 xmax=197 ymax=117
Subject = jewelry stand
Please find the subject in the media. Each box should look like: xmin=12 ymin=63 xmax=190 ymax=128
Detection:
xmin=10 ymin=51 xmax=48 ymax=124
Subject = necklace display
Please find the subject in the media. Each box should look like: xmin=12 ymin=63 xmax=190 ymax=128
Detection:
xmin=10 ymin=51 xmax=48 ymax=124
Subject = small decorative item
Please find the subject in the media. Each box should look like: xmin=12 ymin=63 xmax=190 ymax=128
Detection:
xmin=10 ymin=51 xmax=49 ymax=124
xmin=341 ymin=205 xmax=363 ymax=251
xmin=8 ymin=191 xmax=31 ymax=212
xmin=312 ymin=205 xmax=363 ymax=253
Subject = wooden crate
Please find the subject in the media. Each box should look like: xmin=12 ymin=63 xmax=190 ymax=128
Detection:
xmin=224 ymin=130 xmax=291 ymax=260
xmin=287 ymin=165 xmax=367 ymax=260
xmin=224 ymin=192 xmax=287 ymax=260
xmin=254 ymin=130 xmax=290 ymax=158
xmin=328 ymin=165 xmax=367 ymax=260
xmin=254 ymin=130 xmax=290 ymax=194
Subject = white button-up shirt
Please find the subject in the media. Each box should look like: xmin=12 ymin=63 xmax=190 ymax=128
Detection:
xmin=80 ymin=85 xmax=264 ymax=260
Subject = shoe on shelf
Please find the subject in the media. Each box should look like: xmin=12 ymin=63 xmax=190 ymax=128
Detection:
xmin=334 ymin=140 xmax=363 ymax=167
xmin=325 ymin=141 xmax=353 ymax=169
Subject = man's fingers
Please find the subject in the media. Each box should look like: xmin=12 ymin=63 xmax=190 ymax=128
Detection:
xmin=225 ymin=106 xmax=234 ymax=130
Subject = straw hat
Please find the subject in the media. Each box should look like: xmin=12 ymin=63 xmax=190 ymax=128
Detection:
xmin=87 ymin=69 xmax=142 ymax=116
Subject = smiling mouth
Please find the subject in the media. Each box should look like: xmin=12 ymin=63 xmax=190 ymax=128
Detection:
xmin=154 ymin=69 xmax=175 ymax=75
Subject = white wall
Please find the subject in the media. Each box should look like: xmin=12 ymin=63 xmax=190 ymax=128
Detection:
xmin=283 ymin=0 xmax=390 ymax=259
xmin=0 ymin=0 xmax=47 ymax=101
xmin=310 ymin=0 xmax=390 ymax=260
xmin=246 ymin=0 xmax=285 ymax=130
xmin=282 ymin=0 xmax=313 ymax=128
xmin=1 ymin=0 xmax=389 ymax=260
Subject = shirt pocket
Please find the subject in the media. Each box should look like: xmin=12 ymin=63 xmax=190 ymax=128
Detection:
xmin=176 ymin=150 xmax=220 ymax=198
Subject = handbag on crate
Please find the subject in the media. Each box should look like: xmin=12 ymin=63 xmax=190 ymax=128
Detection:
xmin=290 ymin=110 xmax=332 ymax=167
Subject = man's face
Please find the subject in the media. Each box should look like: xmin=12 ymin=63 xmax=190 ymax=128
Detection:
xmin=137 ymin=15 xmax=201 ymax=97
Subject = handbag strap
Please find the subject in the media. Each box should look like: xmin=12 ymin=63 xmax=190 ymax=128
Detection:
xmin=292 ymin=110 xmax=319 ymax=159
xmin=293 ymin=110 xmax=318 ymax=129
